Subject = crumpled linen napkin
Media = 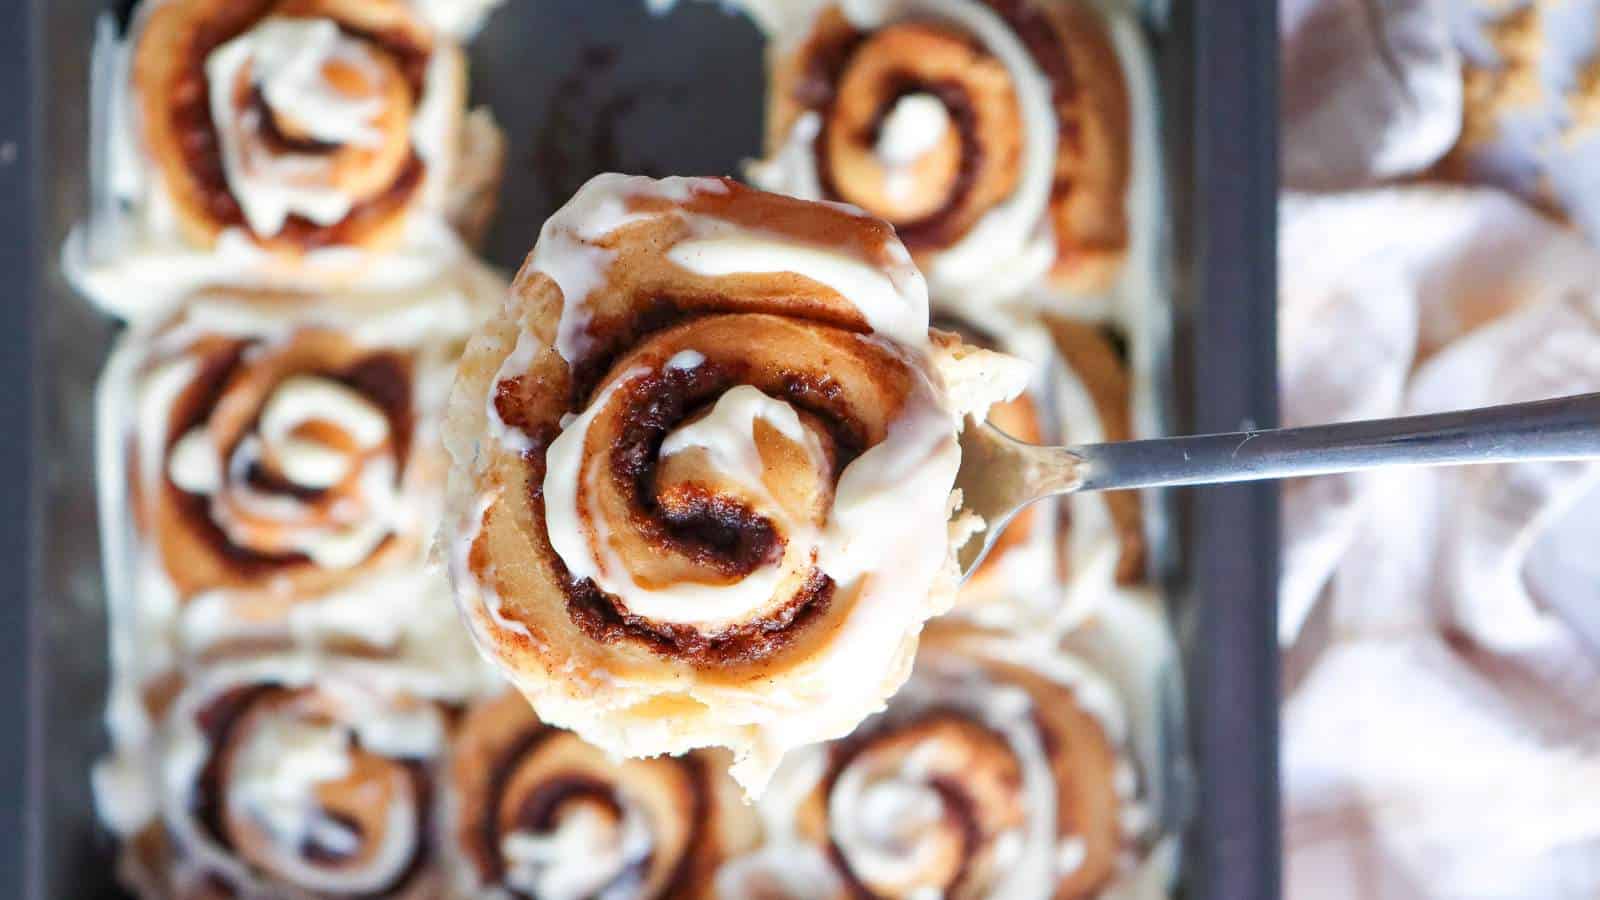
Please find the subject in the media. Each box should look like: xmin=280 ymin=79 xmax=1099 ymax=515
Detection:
xmin=1280 ymin=1 xmax=1600 ymax=896
xmin=1281 ymin=185 xmax=1600 ymax=900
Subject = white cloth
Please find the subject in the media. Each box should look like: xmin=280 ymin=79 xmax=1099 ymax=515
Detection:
xmin=1281 ymin=1 xmax=1600 ymax=896
xmin=1280 ymin=0 xmax=1461 ymax=189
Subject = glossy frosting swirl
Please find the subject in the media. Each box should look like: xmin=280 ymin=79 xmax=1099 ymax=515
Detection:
xmin=133 ymin=0 xmax=452 ymax=251
xmin=442 ymin=174 xmax=1028 ymax=795
xmin=150 ymin=662 xmax=447 ymax=898
xmin=446 ymin=692 xmax=758 ymax=899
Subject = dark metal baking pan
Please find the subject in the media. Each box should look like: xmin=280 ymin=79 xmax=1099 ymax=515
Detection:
xmin=16 ymin=0 xmax=1280 ymax=896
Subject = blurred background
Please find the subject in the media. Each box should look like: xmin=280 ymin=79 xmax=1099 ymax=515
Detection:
xmin=1279 ymin=1 xmax=1600 ymax=896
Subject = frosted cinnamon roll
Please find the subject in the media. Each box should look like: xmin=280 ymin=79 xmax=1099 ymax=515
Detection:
xmin=96 ymin=278 xmax=499 ymax=703
xmin=749 ymin=0 xmax=1131 ymax=307
xmin=103 ymin=660 xmax=450 ymax=899
xmin=714 ymin=624 xmax=1169 ymax=900
xmin=444 ymin=691 xmax=759 ymax=898
xmin=441 ymin=174 xmax=1029 ymax=794
xmin=66 ymin=0 xmax=504 ymax=319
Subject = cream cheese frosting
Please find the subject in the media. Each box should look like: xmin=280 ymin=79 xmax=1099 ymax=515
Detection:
xmin=746 ymin=0 xmax=1061 ymax=309
xmin=64 ymin=1 xmax=502 ymax=322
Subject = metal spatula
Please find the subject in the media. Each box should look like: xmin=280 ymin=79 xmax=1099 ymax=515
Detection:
xmin=955 ymin=392 xmax=1600 ymax=581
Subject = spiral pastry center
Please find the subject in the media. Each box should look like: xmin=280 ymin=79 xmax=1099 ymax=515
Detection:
xmin=500 ymin=786 xmax=653 ymax=900
xmin=206 ymin=16 xmax=414 ymax=236
xmin=825 ymin=21 xmax=1023 ymax=235
xmin=201 ymin=686 xmax=435 ymax=896
xmin=828 ymin=717 xmax=1026 ymax=898
xmin=169 ymin=366 xmax=403 ymax=570
xmin=547 ymin=361 xmax=838 ymax=631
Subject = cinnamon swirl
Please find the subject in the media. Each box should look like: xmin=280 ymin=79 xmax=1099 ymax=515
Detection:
xmin=441 ymin=174 xmax=1029 ymax=795
xmin=100 ymin=659 xmax=451 ymax=899
xmin=66 ymin=0 xmax=505 ymax=319
xmin=96 ymin=278 xmax=501 ymax=706
xmin=749 ymin=0 xmax=1132 ymax=307
xmin=714 ymin=624 xmax=1171 ymax=900
xmin=444 ymin=691 xmax=759 ymax=898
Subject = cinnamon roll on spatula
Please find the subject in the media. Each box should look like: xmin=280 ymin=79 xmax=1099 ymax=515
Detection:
xmin=68 ymin=0 xmax=504 ymax=319
xmin=441 ymin=174 xmax=1029 ymax=796
xmin=749 ymin=0 xmax=1132 ymax=308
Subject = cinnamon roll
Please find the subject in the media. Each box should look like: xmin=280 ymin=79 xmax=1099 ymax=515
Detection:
xmin=714 ymin=624 xmax=1170 ymax=900
xmin=749 ymin=0 xmax=1132 ymax=307
xmin=444 ymin=691 xmax=759 ymax=898
xmin=96 ymin=278 xmax=500 ymax=704
xmin=441 ymin=174 xmax=1029 ymax=794
xmin=102 ymin=659 xmax=450 ymax=899
xmin=66 ymin=0 xmax=504 ymax=319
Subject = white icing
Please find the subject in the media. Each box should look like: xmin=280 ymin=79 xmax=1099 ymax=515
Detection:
xmin=66 ymin=6 xmax=496 ymax=321
xmin=875 ymin=92 xmax=952 ymax=204
xmin=410 ymin=0 xmax=507 ymax=40
xmin=351 ymin=702 xmax=448 ymax=759
xmin=262 ymin=375 xmax=391 ymax=450
xmin=227 ymin=717 xmax=356 ymax=854
xmin=876 ymin=93 xmax=947 ymax=209
xmin=411 ymin=46 xmax=467 ymax=209
xmin=206 ymin=18 xmax=390 ymax=235
xmin=535 ymin=174 xmax=725 ymax=363
xmin=154 ymin=661 xmax=447 ymax=897
xmin=500 ymin=801 xmax=653 ymax=900
xmin=712 ymin=841 xmax=844 ymax=900
xmin=168 ymin=428 xmax=223 ymax=494
xmin=546 ymin=379 xmax=833 ymax=628
xmin=746 ymin=0 xmax=1061 ymax=309
xmin=1056 ymin=835 xmax=1087 ymax=876
xmin=142 ymin=351 xmax=415 ymax=574
xmin=721 ymin=633 xmax=1162 ymax=899
xmin=163 ymin=370 xmax=403 ymax=570
xmin=745 ymin=110 xmax=826 ymax=200
xmin=485 ymin=328 xmax=541 ymax=455
xmin=665 ymin=349 xmax=706 ymax=371
xmin=666 ymin=234 xmax=929 ymax=349
xmin=829 ymin=765 xmax=950 ymax=891
xmin=876 ymin=94 xmax=951 ymax=166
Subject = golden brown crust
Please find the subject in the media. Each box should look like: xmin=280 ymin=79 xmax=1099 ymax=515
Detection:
xmin=1032 ymin=0 xmax=1132 ymax=293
